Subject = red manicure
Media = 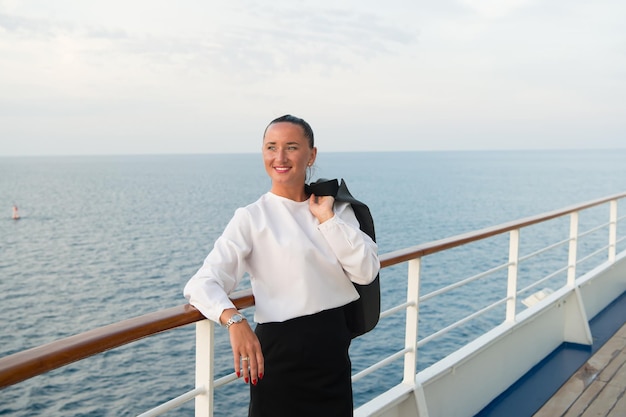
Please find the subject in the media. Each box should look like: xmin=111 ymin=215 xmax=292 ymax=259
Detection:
xmin=244 ymin=377 xmax=249 ymax=383
xmin=259 ymin=373 xmax=264 ymax=379
xmin=236 ymin=370 xmax=241 ymax=378
xmin=252 ymin=379 xmax=257 ymax=385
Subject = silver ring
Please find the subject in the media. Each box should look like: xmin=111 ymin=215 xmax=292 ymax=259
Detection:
xmin=241 ymin=357 xmax=249 ymax=361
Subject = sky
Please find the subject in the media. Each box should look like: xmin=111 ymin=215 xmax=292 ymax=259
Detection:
xmin=1 ymin=0 xmax=625 ymax=156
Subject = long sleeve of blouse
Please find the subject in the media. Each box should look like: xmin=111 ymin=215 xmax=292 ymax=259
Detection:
xmin=183 ymin=192 xmax=380 ymax=324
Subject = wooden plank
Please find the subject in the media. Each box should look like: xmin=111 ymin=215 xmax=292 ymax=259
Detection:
xmin=534 ymin=323 xmax=626 ymax=417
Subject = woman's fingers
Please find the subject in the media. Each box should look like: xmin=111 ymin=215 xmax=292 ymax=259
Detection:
xmin=254 ymin=350 xmax=265 ymax=382
xmin=242 ymin=350 xmax=265 ymax=385
xmin=309 ymin=194 xmax=334 ymax=223
xmin=229 ymin=322 xmax=264 ymax=384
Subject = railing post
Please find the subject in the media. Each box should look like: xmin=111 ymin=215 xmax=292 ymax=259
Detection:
xmin=195 ymin=320 xmax=215 ymax=417
xmin=609 ymin=200 xmax=617 ymax=263
xmin=506 ymin=229 xmax=520 ymax=322
xmin=567 ymin=212 xmax=579 ymax=286
xmin=403 ymin=258 xmax=421 ymax=385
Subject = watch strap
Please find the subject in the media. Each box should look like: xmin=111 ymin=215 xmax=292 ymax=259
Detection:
xmin=225 ymin=313 xmax=245 ymax=329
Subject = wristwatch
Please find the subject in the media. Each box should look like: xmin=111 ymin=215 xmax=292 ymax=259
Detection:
xmin=225 ymin=313 xmax=246 ymax=329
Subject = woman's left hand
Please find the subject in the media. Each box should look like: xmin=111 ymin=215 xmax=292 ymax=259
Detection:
xmin=221 ymin=309 xmax=264 ymax=385
xmin=309 ymin=194 xmax=335 ymax=223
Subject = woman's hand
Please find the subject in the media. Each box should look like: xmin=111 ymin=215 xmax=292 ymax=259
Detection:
xmin=309 ymin=194 xmax=335 ymax=223
xmin=221 ymin=309 xmax=264 ymax=385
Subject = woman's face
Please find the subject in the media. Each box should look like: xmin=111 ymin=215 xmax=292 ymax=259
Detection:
xmin=262 ymin=122 xmax=317 ymax=196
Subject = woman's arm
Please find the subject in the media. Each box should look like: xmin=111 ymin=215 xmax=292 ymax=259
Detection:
xmin=313 ymin=199 xmax=380 ymax=285
xmin=183 ymin=208 xmax=252 ymax=322
xmin=183 ymin=208 xmax=263 ymax=384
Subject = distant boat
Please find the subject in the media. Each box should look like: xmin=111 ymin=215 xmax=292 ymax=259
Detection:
xmin=12 ymin=205 xmax=20 ymax=220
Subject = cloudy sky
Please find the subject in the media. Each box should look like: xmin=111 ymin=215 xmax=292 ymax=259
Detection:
xmin=1 ymin=0 xmax=625 ymax=156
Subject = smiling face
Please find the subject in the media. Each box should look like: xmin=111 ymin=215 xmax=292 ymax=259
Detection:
xmin=262 ymin=121 xmax=317 ymax=201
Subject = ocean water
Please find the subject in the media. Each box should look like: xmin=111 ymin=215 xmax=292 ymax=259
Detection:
xmin=1 ymin=150 xmax=626 ymax=416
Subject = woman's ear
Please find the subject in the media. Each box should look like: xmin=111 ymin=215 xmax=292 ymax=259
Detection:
xmin=309 ymin=147 xmax=318 ymax=166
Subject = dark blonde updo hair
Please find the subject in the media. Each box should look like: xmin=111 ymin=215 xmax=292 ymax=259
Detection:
xmin=264 ymin=114 xmax=315 ymax=148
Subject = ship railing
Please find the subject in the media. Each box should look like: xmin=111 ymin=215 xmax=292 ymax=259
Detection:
xmin=1 ymin=192 xmax=625 ymax=416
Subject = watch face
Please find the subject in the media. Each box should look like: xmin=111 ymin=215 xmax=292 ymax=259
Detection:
xmin=226 ymin=313 xmax=244 ymax=328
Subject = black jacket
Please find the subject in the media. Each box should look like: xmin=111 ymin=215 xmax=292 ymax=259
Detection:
xmin=306 ymin=178 xmax=380 ymax=338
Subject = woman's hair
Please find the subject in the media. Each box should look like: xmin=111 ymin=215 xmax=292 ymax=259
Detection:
xmin=264 ymin=114 xmax=315 ymax=148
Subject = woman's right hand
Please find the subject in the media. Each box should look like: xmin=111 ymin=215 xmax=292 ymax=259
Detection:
xmin=221 ymin=309 xmax=264 ymax=385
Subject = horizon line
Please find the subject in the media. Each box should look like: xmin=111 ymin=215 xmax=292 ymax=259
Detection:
xmin=2 ymin=147 xmax=626 ymax=158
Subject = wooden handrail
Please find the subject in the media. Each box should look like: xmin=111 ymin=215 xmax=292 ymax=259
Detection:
xmin=380 ymin=191 xmax=626 ymax=267
xmin=0 ymin=289 xmax=254 ymax=389
xmin=1 ymin=191 xmax=625 ymax=390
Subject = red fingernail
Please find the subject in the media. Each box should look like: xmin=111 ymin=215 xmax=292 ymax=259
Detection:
xmin=244 ymin=377 xmax=249 ymax=383
xmin=259 ymin=373 xmax=264 ymax=379
xmin=236 ymin=370 xmax=240 ymax=378
xmin=252 ymin=379 xmax=257 ymax=385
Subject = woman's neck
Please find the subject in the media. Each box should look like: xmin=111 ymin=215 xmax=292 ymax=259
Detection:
xmin=270 ymin=184 xmax=308 ymax=202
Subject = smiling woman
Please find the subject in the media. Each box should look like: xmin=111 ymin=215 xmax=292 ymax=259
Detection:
xmin=183 ymin=114 xmax=380 ymax=417
xmin=262 ymin=115 xmax=317 ymax=202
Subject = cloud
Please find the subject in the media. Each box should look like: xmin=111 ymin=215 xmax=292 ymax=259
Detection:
xmin=144 ymin=4 xmax=419 ymax=78
xmin=0 ymin=3 xmax=418 ymax=83
xmin=0 ymin=12 xmax=55 ymax=36
xmin=457 ymin=0 xmax=534 ymax=19
xmin=2 ymin=0 xmax=625 ymax=156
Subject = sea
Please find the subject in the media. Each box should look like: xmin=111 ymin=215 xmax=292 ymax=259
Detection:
xmin=1 ymin=149 xmax=626 ymax=416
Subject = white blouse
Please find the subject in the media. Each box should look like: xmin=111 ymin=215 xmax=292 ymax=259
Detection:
xmin=184 ymin=192 xmax=380 ymax=324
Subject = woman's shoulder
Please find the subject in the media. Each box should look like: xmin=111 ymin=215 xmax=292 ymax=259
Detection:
xmin=241 ymin=192 xmax=272 ymax=210
xmin=234 ymin=193 xmax=273 ymax=217
xmin=224 ymin=195 xmax=268 ymax=231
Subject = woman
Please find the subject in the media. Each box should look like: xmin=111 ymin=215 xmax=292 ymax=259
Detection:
xmin=184 ymin=114 xmax=380 ymax=417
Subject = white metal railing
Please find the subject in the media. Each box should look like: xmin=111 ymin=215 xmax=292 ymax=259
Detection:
xmin=134 ymin=194 xmax=625 ymax=416
xmin=1 ymin=194 xmax=624 ymax=416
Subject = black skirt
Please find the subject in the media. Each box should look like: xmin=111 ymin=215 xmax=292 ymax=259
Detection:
xmin=249 ymin=306 xmax=353 ymax=417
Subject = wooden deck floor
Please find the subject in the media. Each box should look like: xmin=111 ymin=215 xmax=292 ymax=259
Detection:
xmin=533 ymin=322 xmax=626 ymax=417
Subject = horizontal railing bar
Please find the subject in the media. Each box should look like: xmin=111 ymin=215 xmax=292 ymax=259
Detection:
xmin=417 ymin=297 xmax=508 ymax=347
xmin=517 ymin=265 xmax=568 ymax=296
xmin=518 ymin=238 xmax=569 ymax=263
xmin=578 ymin=222 xmax=609 ymax=239
xmin=351 ymin=348 xmax=411 ymax=383
xmin=380 ymin=193 xmax=626 ymax=268
xmin=576 ymin=245 xmax=609 ymax=266
xmin=380 ymin=301 xmax=415 ymax=320
xmin=420 ymin=262 xmax=510 ymax=303
xmin=215 ymin=372 xmax=239 ymax=388
xmin=137 ymin=386 xmax=206 ymax=417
